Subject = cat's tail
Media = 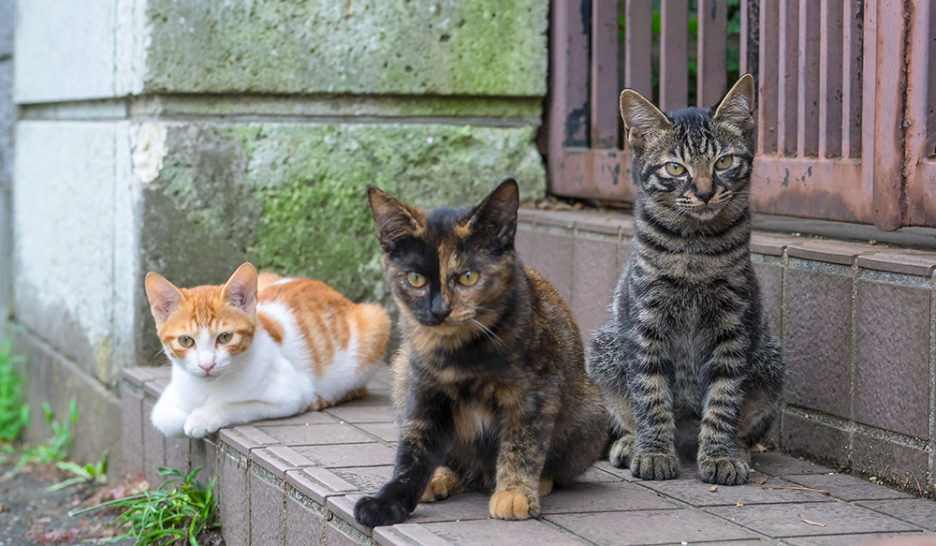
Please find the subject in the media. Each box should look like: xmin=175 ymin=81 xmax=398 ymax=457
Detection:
xmin=352 ymin=303 xmax=391 ymax=368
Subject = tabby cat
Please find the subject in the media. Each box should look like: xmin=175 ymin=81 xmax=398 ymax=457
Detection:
xmin=145 ymin=263 xmax=390 ymax=438
xmin=587 ymin=74 xmax=784 ymax=485
xmin=353 ymin=180 xmax=608 ymax=527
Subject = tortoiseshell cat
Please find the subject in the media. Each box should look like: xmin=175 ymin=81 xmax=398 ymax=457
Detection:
xmin=587 ymin=75 xmax=784 ymax=485
xmin=354 ymin=180 xmax=608 ymax=526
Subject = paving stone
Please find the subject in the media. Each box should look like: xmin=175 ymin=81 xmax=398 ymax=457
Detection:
xmin=261 ymin=423 xmax=375 ymax=446
xmin=574 ymin=465 xmax=624 ymax=483
xmin=406 ymin=492 xmax=493 ymax=523
xmin=858 ymin=499 xmax=936 ymax=531
xmin=218 ymin=448 xmax=250 ymax=546
xmin=707 ymin=501 xmax=919 ymax=538
xmin=547 ymin=508 xmax=756 ymax=545
xmin=783 ymin=531 xmax=936 ymax=545
xmin=571 ymin=234 xmax=619 ymax=339
xmin=295 ymin=442 xmax=396 ymax=468
xmin=253 ymin=445 xmax=318 ymax=478
xmin=753 ymin=260 xmax=782 ymax=336
xmin=541 ymin=481 xmax=677 ymax=514
xmin=331 ymin=465 xmax=395 ymax=493
xmin=118 ymin=383 xmax=144 ymax=477
xmin=850 ymin=434 xmax=931 ymax=489
xmin=164 ymin=436 xmax=190 ymax=474
xmin=857 ymin=250 xmax=936 ymax=276
xmin=327 ymin=495 xmax=374 ymax=539
xmin=787 ymin=239 xmax=877 ymax=266
xmin=751 ymin=451 xmax=836 ymax=476
xmin=141 ymin=399 xmax=165 ymax=486
xmin=323 ymin=518 xmax=371 ymax=546
xmin=784 ymin=265 xmax=853 ymax=417
xmin=592 ymin=459 xmax=639 ymax=482
xmin=251 ymin=410 xmax=338 ymax=427
xmin=285 ymin=467 xmax=358 ymax=505
xmin=285 ymin=491 xmax=325 ymax=546
xmin=785 ymin=473 xmax=913 ymax=501
xmin=638 ymin=473 xmax=832 ymax=507
xmin=190 ymin=438 xmax=217 ymax=495
xmin=249 ymin=469 xmax=286 ymax=545
xmin=324 ymin=404 xmax=396 ymax=424
xmin=421 ymin=518 xmax=586 ymax=545
xmin=357 ymin=422 xmax=400 ymax=443
xmin=376 ymin=523 xmax=450 ymax=546
xmin=779 ymin=413 xmax=850 ymax=469
xmin=220 ymin=425 xmax=279 ymax=452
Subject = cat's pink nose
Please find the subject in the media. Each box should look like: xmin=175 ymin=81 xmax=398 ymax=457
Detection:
xmin=199 ymin=362 xmax=215 ymax=373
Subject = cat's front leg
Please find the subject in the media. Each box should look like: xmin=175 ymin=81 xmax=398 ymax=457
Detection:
xmin=183 ymin=400 xmax=300 ymax=438
xmin=151 ymin=385 xmax=189 ymax=438
xmin=697 ymin=368 xmax=749 ymax=485
xmin=354 ymin=389 xmax=454 ymax=527
xmin=489 ymin=392 xmax=557 ymax=520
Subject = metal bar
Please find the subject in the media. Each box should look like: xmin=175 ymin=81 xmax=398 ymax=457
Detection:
xmin=796 ymin=0 xmax=820 ymax=157
xmin=863 ymin=0 xmax=906 ymax=230
xmin=750 ymin=157 xmax=867 ymax=222
xmin=777 ymin=0 xmax=798 ymax=156
xmin=591 ymin=0 xmax=619 ymax=149
xmin=696 ymin=0 xmax=727 ymax=107
xmin=818 ymin=0 xmax=843 ymax=159
xmin=547 ymin=0 xmax=591 ymax=195
xmin=757 ymin=0 xmax=779 ymax=154
xmin=624 ymin=0 xmax=652 ymax=98
xmin=659 ymin=0 xmax=688 ymax=112
xmin=841 ymin=0 xmax=862 ymax=159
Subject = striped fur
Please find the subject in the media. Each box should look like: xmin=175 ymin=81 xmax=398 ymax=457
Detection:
xmin=586 ymin=75 xmax=784 ymax=485
xmin=145 ymin=263 xmax=390 ymax=438
xmin=354 ymin=180 xmax=608 ymax=527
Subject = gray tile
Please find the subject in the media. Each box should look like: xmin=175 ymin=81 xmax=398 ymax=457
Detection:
xmin=423 ymin=518 xmax=586 ymax=545
xmin=639 ymin=473 xmax=833 ymax=507
xmin=295 ymin=442 xmax=396 ymax=468
xmin=707 ymin=501 xmax=919 ymax=537
xmin=541 ymin=481 xmax=677 ymax=514
xmin=249 ymin=470 xmax=285 ymax=545
xmin=261 ymin=423 xmax=375 ymax=446
xmin=357 ymin=422 xmax=399 ymax=443
xmin=547 ymin=509 xmax=756 ymax=545
xmin=785 ymin=473 xmax=912 ymax=501
xmin=858 ymin=499 xmax=936 ymax=531
xmin=323 ymin=404 xmax=396 ymax=424
xmin=784 ymin=531 xmax=936 ymax=545
xmin=331 ymin=465 xmax=395 ymax=493
xmin=751 ymin=451 xmax=836 ymax=476
xmin=285 ymin=492 xmax=324 ymax=546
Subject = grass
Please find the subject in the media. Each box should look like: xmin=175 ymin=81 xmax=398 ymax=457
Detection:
xmin=0 ymin=338 xmax=29 ymax=443
xmin=13 ymin=398 xmax=80 ymax=472
xmin=75 ymin=466 xmax=219 ymax=546
xmin=46 ymin=454 xmax=108 ymax=492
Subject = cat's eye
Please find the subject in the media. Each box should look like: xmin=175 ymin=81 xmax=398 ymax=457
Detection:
xmin=458 ymin=271 xmax=480 ymax=286
xmin=715 ymin=154 xmax=734 ymax=169
xmin=217 ymin=332 xmax=232 ymax=344
xmin=664 ymin=162 xmax=686 ymax=176
xmin=178 ymin=335 xmax=194 ymax=348
xmin=406 ymin=272 xmax=427 ymax=288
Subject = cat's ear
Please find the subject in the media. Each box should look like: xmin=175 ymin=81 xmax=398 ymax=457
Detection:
xmin=713 ymin=73 xmax=755 ymax=132
xmin=469 ymin=178 xmax=519 ymax=248
xmin=221 ymin=262 xmax=258 ymax=315
xmin=367 ymin=186 xmax=425 ymax=250
xmin=620 ymin=89 xmax=671 ymax=151
xmin=145 ymin=272 xmax=184 ymax=325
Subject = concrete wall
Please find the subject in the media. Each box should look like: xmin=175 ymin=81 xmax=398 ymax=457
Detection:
xmin=0 ymin=0 xmax=13 ymax=332
xmin=11 ymin=0 xmax=547 ymax=464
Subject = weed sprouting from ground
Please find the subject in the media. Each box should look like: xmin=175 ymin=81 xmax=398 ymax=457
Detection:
xmin=47 ymin=454 xmax=108 ymax=492
xmin=13 ymin=398 xmax=80 ymax=472
xmin=75 ymin=466 xmax=220 ymax=545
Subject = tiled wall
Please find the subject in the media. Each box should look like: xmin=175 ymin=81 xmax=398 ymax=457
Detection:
xmin=516 ymin=208 xmax=936 ymax=493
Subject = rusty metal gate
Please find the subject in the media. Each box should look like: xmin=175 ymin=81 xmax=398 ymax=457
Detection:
xmin=547 ymin=0 xmax=936 ymax=230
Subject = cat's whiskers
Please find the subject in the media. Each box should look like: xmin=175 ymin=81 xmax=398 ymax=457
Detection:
xmin=469 ymin=318 xmax=508 ymax=351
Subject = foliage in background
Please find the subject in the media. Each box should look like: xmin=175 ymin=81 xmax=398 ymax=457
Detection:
xmin=619 ymin=0 xmax=742 ymax=105
xmin=0 ymin=338 xmax=29 ymax=443
xmin=77 ymin=466 xmax=219 ymax=546
xmin=13 ymin=398 xmax=80 ymax=472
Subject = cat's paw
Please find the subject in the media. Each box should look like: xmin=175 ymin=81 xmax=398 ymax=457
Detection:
xmin=698 ymin=455 xmax=750 ymax=485
xmin=354 ymin=495 xmax=409 ymax=527
xmin=489 ymin=488 xmax=538 ymax=520
xmin=420 ymin=466 xmax=459 ymax=503
xmin=150 ymin=405 xmax=188 ymax=438
xmin=608 ymin=436 xmax=634 ymax=468
xmin=631 ymin=452 xmax=679 ymax=480
xmin=183 ymin=409 xmax=224 ymax=438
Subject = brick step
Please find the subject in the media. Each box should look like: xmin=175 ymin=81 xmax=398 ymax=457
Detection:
xmin=120 ymin=365 xmax=936 ymax=546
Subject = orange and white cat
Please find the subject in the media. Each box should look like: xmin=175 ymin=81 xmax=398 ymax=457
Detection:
xmin=144 ymin=262 xmax=391 ymax=438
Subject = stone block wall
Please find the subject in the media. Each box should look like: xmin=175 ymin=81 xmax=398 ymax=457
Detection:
xmin=10 ymin=0 xmax=547 ymax=462
xmin=0 ymin=0 xmax=13 ymax=332
xmin=516 ymin=208 xmax=936 ymax=494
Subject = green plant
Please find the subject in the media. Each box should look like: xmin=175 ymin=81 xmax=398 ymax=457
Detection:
xmin=46 ymin=454 xmax=108 ymax=492
xmin=14 ymin=398 xmax=80 ymax=471
xmin=76 ymin=467 xmax=219 ymax=545
xmin=0 ymin=338 xmax=29 ymax=442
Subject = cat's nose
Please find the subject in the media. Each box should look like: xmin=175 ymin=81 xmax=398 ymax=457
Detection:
xmin=430 ymin=294 xmax=451 ymax=321
xmin=693 ymin=178 xmax=715 ymax=202
xmin=199 ymin=362 xmax=215 ymax=373
xmin=694 ymin=186 xmax=716 ymax=203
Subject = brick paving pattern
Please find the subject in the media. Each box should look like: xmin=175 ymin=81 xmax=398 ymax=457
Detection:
xmin=122 ymin=366 xmax=936 ymax=545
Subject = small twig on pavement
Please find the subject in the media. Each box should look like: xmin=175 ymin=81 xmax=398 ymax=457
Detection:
xmin=797 ymin=514 xmax=826 ymax=527
xmin=761 ymin=485 xmax=830 ymax=495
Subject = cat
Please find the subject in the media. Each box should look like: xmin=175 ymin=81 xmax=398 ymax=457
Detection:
xmin=353 ymin=179 xmax=608 ymax=527
xmin=586 ymin=74 xmax=784 ymax=485
xmin=144 ymin=262 xmax=391 ymax=438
